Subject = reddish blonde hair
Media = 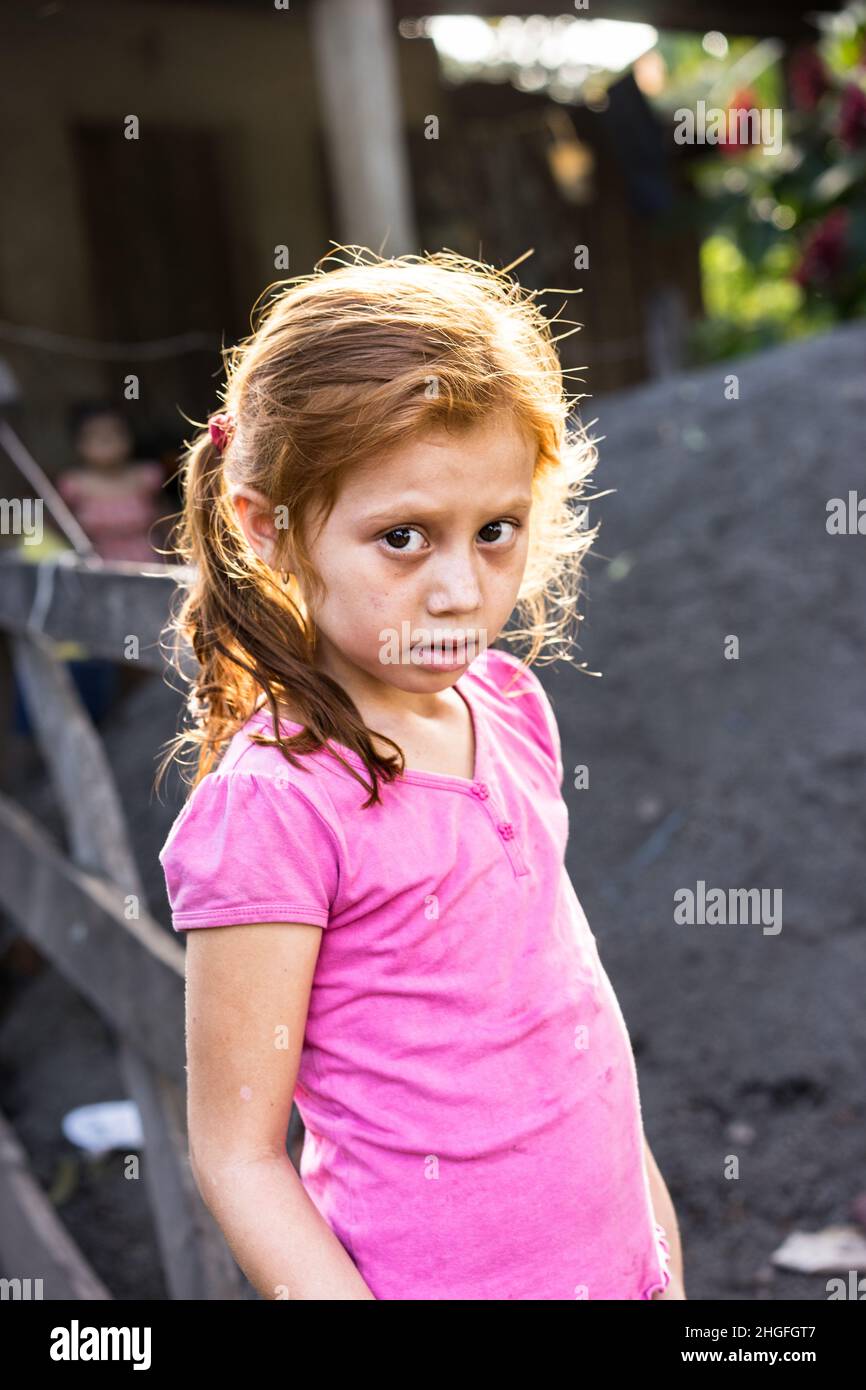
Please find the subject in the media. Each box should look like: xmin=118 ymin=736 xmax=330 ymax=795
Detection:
xmin=157 ymin=246 xmax=600 ymax=808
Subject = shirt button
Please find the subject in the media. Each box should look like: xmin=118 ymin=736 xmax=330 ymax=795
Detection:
xmin=498 ymin=822 xmax=514 ymax=839
xmin=472 ymin=781 xmax=490 ymax=799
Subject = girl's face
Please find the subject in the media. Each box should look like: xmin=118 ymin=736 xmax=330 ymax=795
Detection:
xmin=235 ymin=409 xmax=537 ymax=717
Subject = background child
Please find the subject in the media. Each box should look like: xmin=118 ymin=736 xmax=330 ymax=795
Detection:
xmin=58 ymin=400 xmax=167 ymax=565
xmin=9 ymin=396 xmax=167 ymax=733
xmin=156 ymin=247 xmax=685 ymax=1301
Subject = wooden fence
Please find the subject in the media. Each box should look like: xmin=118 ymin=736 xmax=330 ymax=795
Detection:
xmin=0 ymin=552 xmax=255 ymax=1299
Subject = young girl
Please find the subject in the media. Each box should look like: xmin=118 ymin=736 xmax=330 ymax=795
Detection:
xmin=58 ymin=401 xmax=166 ymax=564
xmin=157 ymin=248 xmax=685 ymax=1301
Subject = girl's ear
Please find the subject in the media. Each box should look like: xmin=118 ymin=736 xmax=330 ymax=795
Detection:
xmin=229 ymin=483 xmax=290 ymax=570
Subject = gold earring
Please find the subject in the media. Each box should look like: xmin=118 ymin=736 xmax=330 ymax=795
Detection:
xmin=281 ymin=569 xmax=289 ymax=585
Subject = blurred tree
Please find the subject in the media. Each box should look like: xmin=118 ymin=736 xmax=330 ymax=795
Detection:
xmin=676 ymin=3 xmax=866 ymax=361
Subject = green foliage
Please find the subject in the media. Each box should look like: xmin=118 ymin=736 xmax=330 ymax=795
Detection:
xmin=691 ymin=234 xmax=835 ymax=359
xmin=654 ymin=6 xmax=866 ymax=363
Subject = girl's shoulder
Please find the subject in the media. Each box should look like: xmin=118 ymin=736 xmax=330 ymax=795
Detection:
xmin=472 ymin=646 xmax=564 ymax=787
xmin=186 ymin=712 xmax=346 ymax=832
xmin=158 ymin=727 xmax=345 ymax=934
xmin=472 ymin=644 xmax=552 ymax=705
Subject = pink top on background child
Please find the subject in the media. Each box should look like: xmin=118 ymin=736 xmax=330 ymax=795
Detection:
xmin=159 ymin=646 xmax=671 ymax=1300
xmin=57 ymin=462 xmax=164 ymax=563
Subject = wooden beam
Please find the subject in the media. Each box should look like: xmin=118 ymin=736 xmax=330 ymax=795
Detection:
xmin=389 ymin=0 xmax=836 ymax=39
xmin=182 ymin=0 xmax=842 ymax=35
xmin=0 ymin=557 xmax=194 ymax=677
xmin=311 ymin=0 xmax=418 ymax=253
xmin=0 ymin=1108 xmax=112 ymax=1301
xmin=0 ymin=790 xmax=186 ymax=1083
xmin=5 ymin=633 xmax=248 ymax=1299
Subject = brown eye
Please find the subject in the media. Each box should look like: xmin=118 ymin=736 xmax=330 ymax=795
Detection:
xmin=380 ymin=527 xmax=425 ymax=553
xmin=478 ymin=520 xmax=518 ymax=545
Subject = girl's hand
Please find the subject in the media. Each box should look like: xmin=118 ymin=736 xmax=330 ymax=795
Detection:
xmin=651 ymin=1270 xmax=686 ymax=1300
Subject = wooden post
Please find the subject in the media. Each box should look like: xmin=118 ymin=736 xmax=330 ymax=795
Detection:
xmin=8 ymin=631 xmax=248 ymax=1299
xmin=0 ymin=1109 xmax=112 ymax=1300
xmin=310 ymin=0 xmax=417 ymax=255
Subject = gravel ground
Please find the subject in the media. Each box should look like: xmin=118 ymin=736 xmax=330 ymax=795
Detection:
xmin=549 ymin=321 xmax=866 ymax=1301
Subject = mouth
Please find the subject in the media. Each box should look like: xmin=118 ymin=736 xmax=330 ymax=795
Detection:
xmin=412 ymin=642 xmax=469 ymax=667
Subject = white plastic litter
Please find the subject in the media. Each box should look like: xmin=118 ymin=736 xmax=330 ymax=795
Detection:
xmin=61 ymin=1101 xmax=144 ymax=1156
xmin=771 ymin=1225 xmax=866 ymax=1274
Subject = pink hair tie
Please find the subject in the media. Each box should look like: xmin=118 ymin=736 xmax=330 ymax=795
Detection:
xmin=208 ymin=410 xmax=236 ymax=454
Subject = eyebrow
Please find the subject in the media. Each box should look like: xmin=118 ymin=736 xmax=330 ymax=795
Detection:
xmin=361 ymin=497 xmax=533 ymax=526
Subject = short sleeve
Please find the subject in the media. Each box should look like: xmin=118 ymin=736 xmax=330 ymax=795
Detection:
xmin=158 ymin=771 xmax=340 ymax=931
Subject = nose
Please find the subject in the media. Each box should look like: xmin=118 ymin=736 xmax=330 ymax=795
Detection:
xmin=425 ymin=550 xmax=484 ymax=617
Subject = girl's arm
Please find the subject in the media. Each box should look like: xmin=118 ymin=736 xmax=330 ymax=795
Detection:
xmin=185 ymin=920 xmax=376 ymax=1300
xmin=644 ymin=1136 xmax=686 ymax=1297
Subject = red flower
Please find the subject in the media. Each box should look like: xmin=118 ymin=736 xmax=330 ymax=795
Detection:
xmin=793 ymin=208 xmax=850 ymax=288
xmin=718 ymin=87 xmax=760 ymax=157
xmin=839 ymin=83 xmax=866 ymax=149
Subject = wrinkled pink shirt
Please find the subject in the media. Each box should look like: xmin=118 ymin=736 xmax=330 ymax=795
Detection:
xmin=159 ymin=647 xmax=671 ymax=1300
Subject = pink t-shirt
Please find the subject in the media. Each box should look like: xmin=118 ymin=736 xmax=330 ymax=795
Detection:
xmin=57 ymin=463 xmax=164 ymax=563
xmin=159 ymin=646 xmax=672 ymax=1300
